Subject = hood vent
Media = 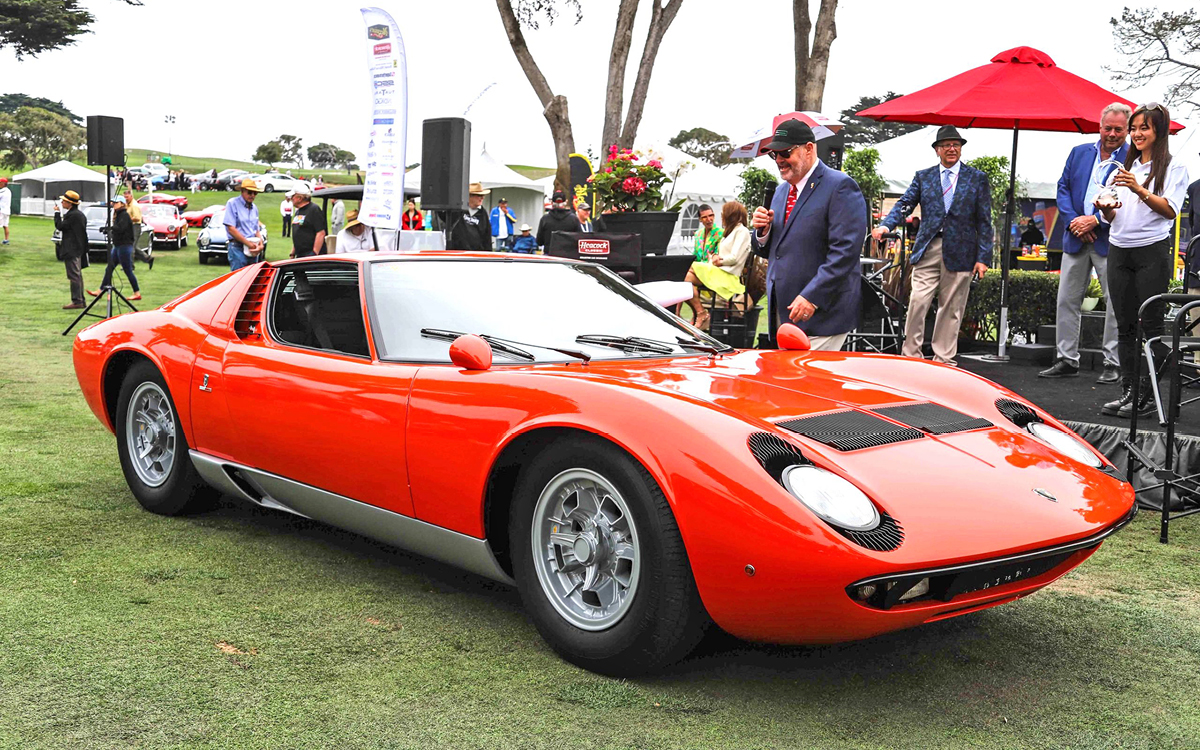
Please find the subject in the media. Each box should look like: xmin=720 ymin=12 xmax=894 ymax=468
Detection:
xmin=776 ymin=410 xmax=925 ymax=451
xmin=871 ymin=402 xmax=993 ymax=435
xmin=995 ymin=398 xmax=1041 ymax=427
xmin=234 ymin=266 xmax=275 ymax=340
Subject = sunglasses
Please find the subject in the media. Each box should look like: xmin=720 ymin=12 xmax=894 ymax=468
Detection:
xmin=769 ymin=146 xmax=799 ymax=161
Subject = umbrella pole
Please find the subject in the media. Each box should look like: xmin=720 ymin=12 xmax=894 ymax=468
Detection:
xmin=987 ymin=126 xmax=1019 ymax=361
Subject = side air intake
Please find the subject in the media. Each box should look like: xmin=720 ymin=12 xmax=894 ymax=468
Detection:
xmin=234 ymin=266 xmax=275 ymax=340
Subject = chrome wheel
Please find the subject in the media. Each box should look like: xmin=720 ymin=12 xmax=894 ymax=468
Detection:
xmin=531 ymin=468 xmax=641 ymax=631
xmin=125 ymin=382 xmax=176 ymax=488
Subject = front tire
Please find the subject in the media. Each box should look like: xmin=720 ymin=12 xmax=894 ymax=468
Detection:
xmin=264 ymin=184 xmax=275 ymax=193
xmin=510 ymin=437 xmax=708 ymax=676
xmin=115 ymin=361 xmax=213 ymax=515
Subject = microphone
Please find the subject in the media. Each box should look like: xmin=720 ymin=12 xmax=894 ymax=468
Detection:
xmin=761 ymin=180 xmax=778 ymax=210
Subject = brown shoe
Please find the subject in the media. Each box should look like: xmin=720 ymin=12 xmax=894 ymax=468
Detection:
xmin=63 ymin=302 xmax=85 ymax=309
xmin=128 ymin=293 xmax=142 ymax=301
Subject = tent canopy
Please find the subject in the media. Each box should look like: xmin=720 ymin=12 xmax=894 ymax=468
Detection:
xmin=13 ymin=159 xmax=108 ymax=201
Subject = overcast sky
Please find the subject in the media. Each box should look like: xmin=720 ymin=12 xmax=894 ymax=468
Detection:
xmin=0 ymin=0 xmax=1194 ymax=169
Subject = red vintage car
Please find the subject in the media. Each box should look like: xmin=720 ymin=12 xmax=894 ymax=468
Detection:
xmin=71 ymin=254 xmax=1136 ymax=675
xmin=139 ymin=203 xmax=189 ymax=249
xmin=181 ymin=203 xmax=223 ymax=228
xmin=137 ymin=192 xmax=189 ymax=212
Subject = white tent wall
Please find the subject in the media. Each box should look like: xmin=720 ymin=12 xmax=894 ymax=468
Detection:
xmin=12 ymin=160 xmax=109 ymax=216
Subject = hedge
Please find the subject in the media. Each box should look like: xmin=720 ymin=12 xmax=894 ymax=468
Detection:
xmin=963 ymin=270 xmax=1061 ymax=344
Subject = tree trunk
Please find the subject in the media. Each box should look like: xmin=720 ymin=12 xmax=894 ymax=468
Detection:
xmin=793 ymin=0 xmax=811 ymax=111
xmin=601 ymin=0 xmax=639 ymax=152
xmin=801 ymin=0 xmax=837 ymax=111
xmin=496 ymin=0 xmax=576 ymax=191
xmin=616 ymin=0 xmax=683 ymax=150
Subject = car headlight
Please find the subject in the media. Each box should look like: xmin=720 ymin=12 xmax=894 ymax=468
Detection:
xmin=781 ymin=465 xmax=880 ymax=531
xmin=1027 ymin=422 xmax=1102 ymax=468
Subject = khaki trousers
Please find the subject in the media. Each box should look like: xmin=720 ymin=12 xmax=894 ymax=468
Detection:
xmin=903 ymin=237 xmax=972 ymax=363
xmin=809 ymin=332 xmax=849 ymax=351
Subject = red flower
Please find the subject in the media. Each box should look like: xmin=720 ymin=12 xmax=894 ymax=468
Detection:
xmin=605 ymin=166 xmax=613 ymax=173
xmin=647 ymin=159 xmax=662 ymax=168
xmin=622 ymin=176 xmax=646 ymax=195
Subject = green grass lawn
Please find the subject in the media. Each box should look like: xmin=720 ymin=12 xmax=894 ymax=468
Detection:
xmin=1 ymin=217 xmax=1199 ymax=748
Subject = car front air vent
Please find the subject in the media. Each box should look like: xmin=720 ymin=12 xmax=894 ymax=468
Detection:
xmin=234 ymin=266 xmax=275 ymax=340
xmin=747 ymin=432 xmax=808 ymax=481
xmin=872 ymin=402 xmax=993 ymax=435
xmin=776 ymin=410 xmax=925 ymax=451
xmin=838 ymin=512 xmax=904 ymax=552
xmin=995 ymin=398 xmax=1041 ymax=427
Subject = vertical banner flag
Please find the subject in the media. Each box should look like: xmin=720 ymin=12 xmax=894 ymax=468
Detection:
xmin=360 ymin=7 xmax=406 ymax=231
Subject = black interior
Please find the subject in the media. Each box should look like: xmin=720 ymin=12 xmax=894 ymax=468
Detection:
xmin=270 ymin=266 xmax=370 ymax=357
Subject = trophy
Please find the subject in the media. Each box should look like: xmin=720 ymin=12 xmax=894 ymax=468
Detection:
xmin=1095 ymin=159 xmax=1122 ymax=209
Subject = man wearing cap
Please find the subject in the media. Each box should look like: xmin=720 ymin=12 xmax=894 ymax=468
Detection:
xmin=450 ymin=182 xmax=492 ymax=252
xmin=88 ymin=195 xmax=140 ymax=301
xmin=513 ymin=223 xmax=538 ymax=253
xmin=54 ymin=191 xmax=89 ymax=309
xmin=334 ymin=210 xmax=375 ymax=253
xmin=0 ymin=177 xmax=11 ymax=244
xmin=751 ymin=119 xmax=868 ymax=350
xmin=871 ymin=125 xmax=992 ymax=364
xmin=491 ymin=197 xmax=518 ymax=250
xmin=288 ymin=182 xmax=327 ymax=258
xmin=536 ymin=190 xmax=582 ymax=250
xmin=576 ymin=201 xmax=594 ymax=233
xmin=224 ymin=178 xmax=265 ymax=270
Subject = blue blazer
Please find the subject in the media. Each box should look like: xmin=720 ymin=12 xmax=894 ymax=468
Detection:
xmin=1057 ymin=140 xmax=1128 ymax=257
xmin=490 ymin=206 xmax=516 ymax=237
xmin=882 ymin=163 xmax=993 ymax=272
xmin=751 ymin=161 xmax=867 ymax=336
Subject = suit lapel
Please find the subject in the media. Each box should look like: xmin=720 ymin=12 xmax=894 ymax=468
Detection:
xmin=779 ymin=162 xmax=826 ymax=243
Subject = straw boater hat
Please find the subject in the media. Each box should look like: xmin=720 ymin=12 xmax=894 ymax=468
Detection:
xmin=344 ymin=209 xmax=362 ymax=231
xmin=61 ymin=190 xmax=80 ymax=205
xmin=238 ymin=177 xmax=262 ymax=193
xmin=469 ymin=182 xmax=490 ymax=196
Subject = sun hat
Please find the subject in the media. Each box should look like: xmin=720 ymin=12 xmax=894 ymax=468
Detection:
xmin=932 ymin=125 xmax=968 ymax=147
xmin=469 ymin=182 xmax=491 ymax=196
xmin=520 ymin=223 xmax=531 ymax=232
xmin=61 ymin=190 xmax=81 ymax=204
xmin=238 ymin=178 xmax=262 ymax=193
xmin=344 ymin=209 xmax=362 ymax=230
xmin=762 ymin=119 xmax=817 ymax=153
xmin=110 ymin=194 xmax=127 ymax=205
xmin=286 ymin=182 xmax=312 ymax=198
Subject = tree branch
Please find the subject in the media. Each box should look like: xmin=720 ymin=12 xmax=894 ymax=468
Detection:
xmin=602 ymin=0 xmax=640 ymax=152
xmin=618 ymin=0 xmax=683 ymax=149
xmin=793 ymin=0 xmax=812 ymax=111
xmin=801 ymin=0 xmax=838 ymax=111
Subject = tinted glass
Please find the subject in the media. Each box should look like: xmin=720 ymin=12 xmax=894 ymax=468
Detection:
xmin=368 ymin=259 xmax=724 ymax=363
xmin=84 ymin=207 xmax=107 ymax=222
xmin=269 ymin=264 xmax=369 ymax=357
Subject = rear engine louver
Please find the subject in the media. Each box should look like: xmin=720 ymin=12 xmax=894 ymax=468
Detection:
xmin=871 ymin=402 xmax=993 ymax=435
xmin=776 ymin=410 xmax=925 ymax=451
xmin=995 ymin=398 xmax=1041 ymax=427
xmin=234 ymin=266 xmax=275 ymax=340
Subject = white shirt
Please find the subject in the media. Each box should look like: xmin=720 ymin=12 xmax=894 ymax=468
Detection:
xmin=280 ymin=199 xmax=292 ymax=217
xmin=0 ymin=187 xmax=10 ymax=215
xmin=335 ymin=226 xmax=375 ymax=253
xmin=331 ymin=201 xmax=345 ymax=234
xmin=1104 ymin=157 xmax=1189 ymax=247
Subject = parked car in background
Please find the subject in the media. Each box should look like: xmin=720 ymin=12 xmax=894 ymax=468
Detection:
xmin=195 ymin=207 xmax=267 ymax=264
xmin=140 ymin=203 xmax=189 ymax=250
xmin=255 ymin=172 xmax=310 ymax=193
xmin=52 ymin=204 xmax=112 ymax=262
xmin=181 ymin=203 xmax=224 ymax=227
xmin=137 ymin=192 xmax=189 ymax=212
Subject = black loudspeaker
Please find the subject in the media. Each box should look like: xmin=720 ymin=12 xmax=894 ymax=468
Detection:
xmin=86 ymin=115 xmax=124 ymax=166
xmin=818 ymin=131 xmax=844 ymax=171
xmin=420 ymin=117 xmax=470 ymax=211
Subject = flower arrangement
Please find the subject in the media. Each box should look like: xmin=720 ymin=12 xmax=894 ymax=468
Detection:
xmin=588 ymin=145 xmax=673 ymax=212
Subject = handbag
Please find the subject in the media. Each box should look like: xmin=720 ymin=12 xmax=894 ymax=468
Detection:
xmin=745 ymin=256 xmax=768 ymax=304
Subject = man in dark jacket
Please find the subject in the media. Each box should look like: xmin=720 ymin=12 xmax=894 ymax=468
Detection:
xmin=536 ymin=190 xmax=582 ymax=250
xmin=449 ymin=182 xmax=493 ymax=251
xmin=54 ymin=190 xmax=89 ymax=309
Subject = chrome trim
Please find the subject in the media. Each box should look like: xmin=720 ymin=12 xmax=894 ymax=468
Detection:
xmin=188 ymin=451 xmax=514 ymax=584
xmin=848 ymin=504 xmax=1137 ymax=590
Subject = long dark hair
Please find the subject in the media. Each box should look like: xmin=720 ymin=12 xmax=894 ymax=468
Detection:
xmin=1123 ymin=103 xmax=1173 ymax=195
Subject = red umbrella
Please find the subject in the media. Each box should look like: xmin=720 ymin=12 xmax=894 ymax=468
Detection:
xmin=858 ymin=46 xmax=1184 ymax=358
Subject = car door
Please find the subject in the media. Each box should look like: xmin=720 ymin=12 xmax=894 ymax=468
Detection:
xmin=218 ymin=261 xmax=417 ymax=516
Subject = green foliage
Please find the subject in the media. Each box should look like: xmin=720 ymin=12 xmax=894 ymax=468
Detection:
xmin=307 ymin=142 xmax=339 ymax=169
xmin=0 ymin=106 xmax=84 ymax=169
xmin=252 ymin=141 xmax=283 ymax=168
xmin=838 ymin=92 xmax=923 ymax=146
xmin=668 ymin=127 xmax=733 ymax=167
xmin=0 ymin=92 xmax=80 ymax=123
xmin=965 ymin=154 xmax=1028 ymax=240
xmin=277 ymin=134 xmax=304 ymax=168
xmin=588 ymin=146 xmax=672 ymax=212
xmin=1086 ymin=276 xmax=1103 ymax=299
xmin=843 ymin=146 xmax=886 ymax=217
xmin=334 ymin=149 xmax=357 ymax=172
xmin=963 ymin=269 xmax=1058 ymax=343
xmin=736 ymin=165 xmax=776 ymax=213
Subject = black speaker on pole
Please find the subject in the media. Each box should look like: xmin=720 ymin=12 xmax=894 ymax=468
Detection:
xmin=817 ymin=131 xmax=845 ymax=171
xmin=420 ymin=117 xmax=470 ymax=211
xmin=86 ymin=115 xmax=124 ymax=167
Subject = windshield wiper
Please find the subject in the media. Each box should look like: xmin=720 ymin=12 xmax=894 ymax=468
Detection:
xmin=420 ymin=328 xmax=590 ymax=363
xmin=575 ymin=334 xmax=676 ymax=355
xmin=675 ymin=335 xmax=732 ymax=354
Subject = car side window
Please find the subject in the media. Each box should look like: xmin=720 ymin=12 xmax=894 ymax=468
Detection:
xmin=269 ymin=264 xmax=370 ymax=358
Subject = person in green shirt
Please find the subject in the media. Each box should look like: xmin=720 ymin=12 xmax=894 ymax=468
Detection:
xmin=693 ymin=203 xmax=723 ymax=260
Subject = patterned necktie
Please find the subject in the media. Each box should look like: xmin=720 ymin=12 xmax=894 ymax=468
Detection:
xmin=784 ymin=183 xmax=798 ymax=223
xmin=942 ymin=169 xmax=955 ymax=211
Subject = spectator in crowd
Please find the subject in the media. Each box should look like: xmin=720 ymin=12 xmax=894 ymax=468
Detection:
xmin=491 ymin=197 xmax=517 ymax=250
xmin=1039 ymin=103 xmax=1129 ymax=383
xmin=450 ymin=182 xmax=492 ymax=251
xmin=88 ymin=195 xmax=140 ymax=301
xmin=576 ymin=201 xmax=593 ymax=232
xmin=224 ymin=178 xmax=264 ymax=270
xmin=330 ymin=196 xmax=345 ymax=235
xmin=54 ymin=191 xmax=88 ymax=309
xmin=1019 ymin=218 xmax=1045 ymax=248
xmin=124 ymin=189 xmax=151 ymax=269
xmin=1098 ymin=102 xmax=1190 ymax=417
xmin=872 ymin=125 xmax=991 ymax=363
xmin=334 ymin=210 xmax=375 ymax=253
xmin=536 ymin=190 xmax=581 ymax=250
xmin=189 ymin=173 xmax=198 ymax=193
xmin=684 ymin=201 xmax=752 ymax=329
xmin=693 ymin=203 xmax=722 ymax=260
xmin=288 ymin=182 xmax=327 ymax=258
xmin=512 ymin=223 xmax=538 ymax=253
xmin=280 ymin=195 xmax=293 ymax=237
xmin=0 ymin=177 xmax=10 ymax=244
xmin=754 ymin=119 xmax=868 ymax=351
xmin=402 ymin=199 xmax=424 ymax=230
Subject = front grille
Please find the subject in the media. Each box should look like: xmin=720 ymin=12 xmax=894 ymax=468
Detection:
xmin=837 ymin=512 xmax=904 ymax=552
xmin=872 ymin=402 xmax=993 ymax=435
xmin=995 ymin=398 xmax=1041 ymax=427
xmin=777 ymin=410 xmax=925 ymax=451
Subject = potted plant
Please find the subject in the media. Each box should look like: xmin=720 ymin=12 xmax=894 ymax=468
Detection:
xmin=589 ymin=146 xmax=683 ymax=253
xmin=1082 ymin=277 xmax=1102 ymax=312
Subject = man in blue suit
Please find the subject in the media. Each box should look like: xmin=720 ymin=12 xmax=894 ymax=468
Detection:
xmin=751 ymin=119 xmax=867 ymax=351
xmin=1038 ymin=103 xmax=1130 ymax=383
xmin=872 ymin=125 xmax=992 ymax=365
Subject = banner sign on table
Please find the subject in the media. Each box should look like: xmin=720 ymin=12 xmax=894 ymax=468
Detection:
xmin=360 ymin=7 xmax=406 ymax=232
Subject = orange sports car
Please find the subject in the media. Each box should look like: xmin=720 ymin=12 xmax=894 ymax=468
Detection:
xmin=72 ymin=253 xmax=1136 ymax=675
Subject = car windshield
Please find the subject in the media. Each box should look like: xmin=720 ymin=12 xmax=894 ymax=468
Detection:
xmin=368 ymin=258 xmax=727 ymax=363
xmin=84 ymin=207 xmax=108 ymax=222
xmin=143 ymin=205 xmax=176 ymax=218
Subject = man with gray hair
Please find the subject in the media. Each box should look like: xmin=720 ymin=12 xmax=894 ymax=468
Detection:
xmin=1039 ymin=102 xmax=1130 ymax=383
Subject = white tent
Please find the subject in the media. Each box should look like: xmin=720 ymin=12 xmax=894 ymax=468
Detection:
xmin=12 ymin=160 xmax=109 ymax=216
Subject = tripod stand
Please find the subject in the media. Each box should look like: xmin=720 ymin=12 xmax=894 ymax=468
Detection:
xmin=62 ymin=283 xmax=138 ymax=336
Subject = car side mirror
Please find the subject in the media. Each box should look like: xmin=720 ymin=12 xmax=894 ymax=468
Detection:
xmin=450 ymin=334 xmax=493 ymax=371
xmin=776 ymin=323 xmax=811 ymax=351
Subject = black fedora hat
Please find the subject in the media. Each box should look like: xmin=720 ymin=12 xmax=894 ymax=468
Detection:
xmin=761 ymin=119 xmax=817 ymax=153
xmin=932 ymin=125 xmax=967 ymax=147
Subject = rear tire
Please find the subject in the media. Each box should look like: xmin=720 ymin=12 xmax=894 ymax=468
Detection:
xmin=115 ymin=361 xmax=214 ymax=515
xmin=264 ymin=184 xmax=275 ymax=193
xmin=510 ymin=436 xmax=708 ymax=676
xmin=198 ymin=252 xmax=207 ymax=265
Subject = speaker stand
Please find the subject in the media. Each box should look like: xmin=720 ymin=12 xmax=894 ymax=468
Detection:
xmin=62 ymin=284 xmax=138 ymax=336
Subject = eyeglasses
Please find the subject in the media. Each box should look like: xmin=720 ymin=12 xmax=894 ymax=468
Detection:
xmin=769 ymin=146 xmax=799 ymax=162
xmin=935 ymin=142 xmax=962 ymax=150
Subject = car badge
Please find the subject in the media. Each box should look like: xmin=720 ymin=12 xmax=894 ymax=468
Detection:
xmin=199 ymin=374 xmax=213 ymax=393
xmin=1033 ymin=488 xmax=1057 ymax=503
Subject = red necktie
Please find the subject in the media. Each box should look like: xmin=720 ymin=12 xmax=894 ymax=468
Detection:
xmin=784 ymin=183 xmax=798 ymax=223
